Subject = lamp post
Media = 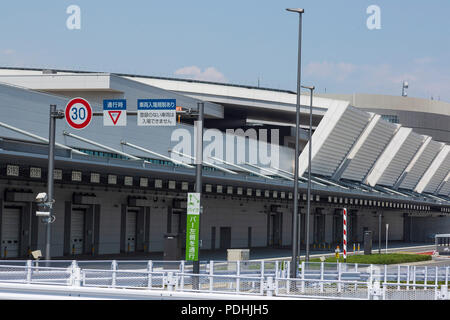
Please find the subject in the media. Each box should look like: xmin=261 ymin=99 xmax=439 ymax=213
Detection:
xmin=45 ymin=105 xmax=64 ymax=261
xmin=301 ymin=85 xmax=315 ymax=262
xmin=193 ymin=102 xmax=204 ymax=276
xmin=286 ymin=7 xmax=304 ymax=278
xmin=378 ymin=212 xmax=382 ymax=254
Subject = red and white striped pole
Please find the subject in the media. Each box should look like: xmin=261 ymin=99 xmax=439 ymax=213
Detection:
xmin=343 ymin=208 xmax=347 ymax=262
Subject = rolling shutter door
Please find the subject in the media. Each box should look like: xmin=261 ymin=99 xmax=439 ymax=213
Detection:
xmin=1 ymin=208 xmax=21 ymax=258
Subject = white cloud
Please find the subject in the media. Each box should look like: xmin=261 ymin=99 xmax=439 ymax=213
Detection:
xmin=174 ymin=66 xmax=227 ymax=83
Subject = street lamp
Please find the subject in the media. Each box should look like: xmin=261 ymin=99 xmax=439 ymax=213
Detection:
xmin=286 ymin=7 xmax=304 ymax=278
xmin=193 ymin=102 xmax=204 ymax=276
xmin=45 ymin=105 xmax=64 ymax=261
xmin=301 ymin=85 xmax=315 ymax=262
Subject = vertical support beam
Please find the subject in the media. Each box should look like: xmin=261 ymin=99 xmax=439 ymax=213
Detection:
xmin=193 ymin=101 xmax=204 ymax=276
xmin=21 ymin=202 xmax=32 ymax=257
xmin=63 ymin=201 xmax=72 ymax=256
xmin=287 ymin=8 xmax=304 ymax=279
xmin=136 ymin=207 xmax=145 ymax=252
xmin=144 ymin=207 xmax=151 ymax=253
xmin=166 ymin=205 xmax=172 ymax=234
xmin=84 ymin=205 xmax=94 ymax=255
xmin=120 ymin=204 xmax=126 ymax=253
xmin=267 ymin=210 xmax=271 ymax=246
xmin=30 ymin=202 xmax=39 ymax=253
xmin=45 ymin=104 xmax=56 ymax=261
xmin=93 ymin=204 xmax=100 ymax=255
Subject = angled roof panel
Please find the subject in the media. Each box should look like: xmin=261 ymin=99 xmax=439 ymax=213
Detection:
xmin=437 ymin=172 xmax=450 ymax=196
xmin=415 ymin=145 xmax=450 ymax=193
xmin=298 ymin=102 xmax=371 ymax=178
xmin=340 ymin=115 xmax=398 ymax=182
xmin=415 ymin=145 xmax=450 ymax=194
xmin=397 ymin=138 xmax=444 ymax=190
xmin=365 ymin=128 xmax=426 ymax=187
xmin=377 ymin=131 xmax=426 ymax=187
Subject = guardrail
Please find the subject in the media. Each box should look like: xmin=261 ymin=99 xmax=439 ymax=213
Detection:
xmin=0 ymin=260 xmax=448 ymax=300
xmin=0 ymin=260 xmax=448 ymax=284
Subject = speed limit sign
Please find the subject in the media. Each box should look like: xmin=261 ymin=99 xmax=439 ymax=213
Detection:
xmin=65 ymin=98 xmax=93 ymax=129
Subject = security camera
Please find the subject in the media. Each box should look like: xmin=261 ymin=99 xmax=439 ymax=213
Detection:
xmin=35 ymin=192 xmax=48 ymax=203
xmin=31 ymin=250 xmax=42 ymax=260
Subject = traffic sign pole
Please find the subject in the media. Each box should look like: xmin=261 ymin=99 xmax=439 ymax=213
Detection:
xmin=193 ymin=102 xmax=204 ymax=277
xmin=45 ymin=105 xmax=64 ymax=263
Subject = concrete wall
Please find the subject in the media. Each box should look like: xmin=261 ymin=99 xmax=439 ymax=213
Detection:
xmin=1 ymin=178 xmax=448 ymax=258
xmin=0 ymin=180 xmax=289 ymax=257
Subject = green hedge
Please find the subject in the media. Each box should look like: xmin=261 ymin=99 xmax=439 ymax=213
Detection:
xmin=307 ymin=253 xmax=432 ymax=265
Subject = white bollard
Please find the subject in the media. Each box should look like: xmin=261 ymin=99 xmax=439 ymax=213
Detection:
xmin=236 ymin=261 xmax=241 ymax=293
xmin=146 ymin=260 xmax=152 ymax=289
xmin=266 ymin=277 xmax=274 ymax=297
xmin=26 ymin=260 xmax=32 ymax=284
xmin=209 ymin=261 xmax=214 ymax=292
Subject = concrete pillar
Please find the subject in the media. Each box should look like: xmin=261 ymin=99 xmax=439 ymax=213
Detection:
xmin=324 ymin=210 xmax=333 ymax=244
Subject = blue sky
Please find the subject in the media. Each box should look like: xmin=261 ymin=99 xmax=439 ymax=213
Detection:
xmin=1 ymin=1 xmax=449 ymax=101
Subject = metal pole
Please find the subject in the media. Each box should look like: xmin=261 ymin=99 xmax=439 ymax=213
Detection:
xmin=193 ymin=102 xmax=204 ymax=275
xmin=286 ymin=8 xmax=304 ymax=278
xmin=45 ymin=104 xmax=57 ymax=261
xmin=378 ymin=213 xmax=382 ymax=254
xmin=305 ymin=86 xmax=314 ymax=262
xmin=385 ymin=224 xmax=389 ymax=254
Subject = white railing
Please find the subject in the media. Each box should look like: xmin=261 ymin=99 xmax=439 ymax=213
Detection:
xmin=0 ymin=260 xmax=448 ymax=300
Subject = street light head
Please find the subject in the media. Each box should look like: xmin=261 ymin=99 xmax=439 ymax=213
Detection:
xmin=301 ymin=85 xmax=315 ymax=91
xmin=286 ymin=8 xmax=304 ymax=14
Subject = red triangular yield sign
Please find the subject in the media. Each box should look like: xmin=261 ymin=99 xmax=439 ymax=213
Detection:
xmin=108 ymin=110 xmax=122 ymax=125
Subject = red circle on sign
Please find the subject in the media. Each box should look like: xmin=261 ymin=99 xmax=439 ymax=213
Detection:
xmin=65 ymin=98 xmax=92 ymax=129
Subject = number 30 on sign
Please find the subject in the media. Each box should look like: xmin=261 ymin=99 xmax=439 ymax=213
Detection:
xmin=65 ymin=97 xmax=93 ymax=130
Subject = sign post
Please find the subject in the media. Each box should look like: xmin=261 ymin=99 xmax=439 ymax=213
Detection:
xmin=186 ymin=193 xmax=201 ymax=262
xmin=385 ymin=224 xmax=389 ymax=254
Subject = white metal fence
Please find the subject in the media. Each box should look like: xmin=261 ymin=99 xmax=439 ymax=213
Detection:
xmin=0 ymin=260 xmax=448 ymax=300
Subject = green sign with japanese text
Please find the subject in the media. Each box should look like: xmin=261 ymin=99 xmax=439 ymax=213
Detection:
xmin=186 ymin=193 xmax=200 ymax=261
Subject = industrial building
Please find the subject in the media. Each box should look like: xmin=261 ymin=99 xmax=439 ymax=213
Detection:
xmin=0 ymin=67 xmax=448 ymax=259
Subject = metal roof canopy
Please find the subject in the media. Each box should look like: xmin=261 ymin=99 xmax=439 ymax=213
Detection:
xmin=298 ymin=102 xmax=371 ymax=179
xmin=338 ymin=115 xmax=399 ymax=182
xmin=243 ymin=162 xmax=294 ymax=181
xmin=0 ymin=144 xmax=447 ymax=206
xmin=415 ymin=145 xmax=450 ymax=194
xmin=121 ymin=141 xmax=194 ymax=169
xmin=209 ymin=156 xmax=273 ymax=180
xmin=0 ymin=121 xmax=87 ymax=156
xmin=168 ymin=149 xmax=238 ymax=175
xmin=396 ymin=138 xmax=444 ymax=190
xmin=365 ymin=128 xmax=426 ymax=187
xmin=63 ymin=131 xmax=142 ymax=161
xmin=437 ymin=172 xmax=450 ymax=196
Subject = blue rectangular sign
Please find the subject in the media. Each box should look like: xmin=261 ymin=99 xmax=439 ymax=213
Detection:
xmin=137 ymin=99 xmax=176 ymax=110
xmin=103 ymin=99 xmax=127 ymax=110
